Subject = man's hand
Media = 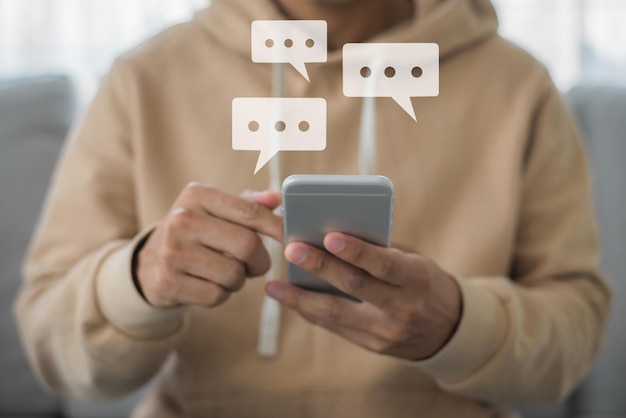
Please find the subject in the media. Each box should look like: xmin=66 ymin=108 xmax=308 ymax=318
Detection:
xmin=266 ymin=233 xmax=462 ymax=360
xmin=136 ymin=183 xmax=283 ymax=309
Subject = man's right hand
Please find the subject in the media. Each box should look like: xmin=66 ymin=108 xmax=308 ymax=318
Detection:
xmin=135 ymin=183 xmax=284 ymax=309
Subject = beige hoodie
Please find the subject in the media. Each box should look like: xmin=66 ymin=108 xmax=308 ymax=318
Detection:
xmin=15 ymin=0 xmax=611 ymax=417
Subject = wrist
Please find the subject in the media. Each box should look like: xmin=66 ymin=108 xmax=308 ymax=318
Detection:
xmin=419 ymin=269 xmax=462 ymax=360
xmin=96 ymin=229 xmax=188 ymax=339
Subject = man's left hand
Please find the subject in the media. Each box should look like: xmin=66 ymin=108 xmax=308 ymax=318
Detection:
xmin=265 ymin=232 xmax=462 ymax=361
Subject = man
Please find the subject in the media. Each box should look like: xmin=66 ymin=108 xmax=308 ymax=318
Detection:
xmin=15 ymin=0 xmax=611 ymax=416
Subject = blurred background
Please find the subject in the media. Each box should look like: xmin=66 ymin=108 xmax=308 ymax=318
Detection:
xmin=0 ymin=1 xmax=625 ymax=418
xmin=1 ymin=0 xmax=626 ymax=100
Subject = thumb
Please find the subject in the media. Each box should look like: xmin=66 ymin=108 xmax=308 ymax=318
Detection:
xmin=240 ymin=190 xmax=282 ymax=211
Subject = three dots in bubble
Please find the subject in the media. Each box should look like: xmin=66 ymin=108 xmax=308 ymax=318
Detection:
xmin=360 ymin=66 xmax=423 ymax=79
xmin=248 ymin=120 xmax=311 ymax=133
xmin=265 ymin=38 xmax=316 ymax=49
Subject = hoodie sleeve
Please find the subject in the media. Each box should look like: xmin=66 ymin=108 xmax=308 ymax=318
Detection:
xmin=413 ymin=84 xmax=612 ymax=404
xmin=14 ymin=59 xmax=188 ymax=401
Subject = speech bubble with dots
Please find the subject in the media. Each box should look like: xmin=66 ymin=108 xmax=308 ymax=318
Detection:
xmin=343 ymin=43 xmax=439 ymax=121
xmin=251 ymin=20 xmax=327 ymax=82
xmin=232 ymin=98 xmax=327 ymax=174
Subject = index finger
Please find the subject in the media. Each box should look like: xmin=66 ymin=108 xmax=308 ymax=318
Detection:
xmin=182 ymin=183 xmax=284 ymax=243
xmin=323 ymin=232 xmax=409 ymax=286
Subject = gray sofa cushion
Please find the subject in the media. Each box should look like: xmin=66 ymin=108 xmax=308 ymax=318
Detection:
xmin=0 ymin=76 xmax=74 ymax=416
xmin=565 ymin=86 xmax=626 ymax=416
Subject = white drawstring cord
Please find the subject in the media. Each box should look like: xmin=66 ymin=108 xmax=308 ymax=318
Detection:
xmin=257 ymin=61 xmax=285 ymax=358
xmin=359 ymin=95 xmax=376 ymax=176
xmin=359 ymin=56 xmax=382 ymax=176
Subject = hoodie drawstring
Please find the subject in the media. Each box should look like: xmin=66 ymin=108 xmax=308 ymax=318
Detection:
xmin=258 ymin=62 xmax=285 ymax=358
xmin=359 ymin=96 xmax=376 ymax=176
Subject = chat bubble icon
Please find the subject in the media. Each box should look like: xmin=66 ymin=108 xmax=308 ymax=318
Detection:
xmin=251 ymin=20 xmax=327 ymax=82
xmin=343 ymin=43 xmax=439 ymax=121
xmin=233 ymin=98 xmax=327 ymax=174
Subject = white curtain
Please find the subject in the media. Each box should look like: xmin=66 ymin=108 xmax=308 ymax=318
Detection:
xmin=1 ymin=0 xmax=625 ymax=98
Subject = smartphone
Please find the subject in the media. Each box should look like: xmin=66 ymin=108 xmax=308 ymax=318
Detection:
xmin=282 ymin=174 xmax=394 ymax=298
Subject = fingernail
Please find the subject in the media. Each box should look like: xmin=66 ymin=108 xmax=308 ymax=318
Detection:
xmin=266 ymin=281 xmax=285 ymax=301
xmin=286 ymin=244 xmax=307 ymax=264
xmin=326 ymin=234 xmax=345 ymax=253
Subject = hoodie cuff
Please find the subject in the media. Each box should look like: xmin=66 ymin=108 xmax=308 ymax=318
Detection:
xmin=412 ymin=276 xmax=508 ymax=383
xmin=96 ymin=227 xmax=188 ymax=339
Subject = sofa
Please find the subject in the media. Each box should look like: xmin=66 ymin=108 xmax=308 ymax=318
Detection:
xmin=0 ymin=77 xmax=147 ymax=417
xmin=0 ymin=76 xmax=624 ymax=417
